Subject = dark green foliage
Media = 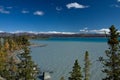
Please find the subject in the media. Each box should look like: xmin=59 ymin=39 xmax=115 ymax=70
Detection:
xmin=84 ymin=51 xmax=91 ymax=80
xmin=99 ymin=25 xmax=120 ymax=80
xmin=0 ymin=38 xmax=2 ymax=50
xmin=3 ymin=57 xmax=18 ymax=80
xmin=69 ymin=59 xmax=82 ymax=80
xmin=17 ymin=46 xmax=39 ymax=80
xmin=18 ymin=35 xmax=30 ymax=46
xmin=60 ymin=76 xmax=65 ymax=80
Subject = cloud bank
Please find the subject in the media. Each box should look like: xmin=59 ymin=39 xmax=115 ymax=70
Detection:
xmin=80 ymin=28 xmax=111 ymax=34
xmin=90 ymin=28 xmax=110 ymax=34
xmin=10 ymin=31 xmax=76 ymax=35
xmin=66 ymin=2 xmax=89 ymax=9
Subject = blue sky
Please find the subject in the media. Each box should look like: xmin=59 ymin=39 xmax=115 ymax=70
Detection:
xmin=0 ymin=0 xmax=120 ymax=32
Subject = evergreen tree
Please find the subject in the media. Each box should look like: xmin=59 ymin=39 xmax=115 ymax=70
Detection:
xmin=0 ymin=38 xmax=18 ymax=80
xmin=0 ymin=38 xmax=2 ymax=51
xmin=17 ymin=46 xmax=39 ymax=80
xmin=84 ymin=51 xmax=91 ymax=80
xmin=60 ymin=76 xmax=65 ymax=80
xmin=0 ymin=38 xmax=8 ymax=79
xmin=19 ymin=35 xmax=30 ymax=46
xmin=3 ymin=38 xmax=10 ymax=52
xmin=99 ymin=25 xmax=120 ymax=80
xmin=69 ymin=59 xmax=82 ymax=80
xmin=3 ymin=57 xmax=18 ymax=80
xmin=8 ymin=38 xmax=16 ymax=51
xmin=0 ymin=49 xmax=6 ymax=76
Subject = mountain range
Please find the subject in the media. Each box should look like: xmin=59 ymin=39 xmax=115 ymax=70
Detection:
xmin=0 ymin=31 xmax=107 ymax=38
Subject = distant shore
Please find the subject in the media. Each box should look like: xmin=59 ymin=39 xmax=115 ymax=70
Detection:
xmin=30 ymin=43 xmax=47 ymax=48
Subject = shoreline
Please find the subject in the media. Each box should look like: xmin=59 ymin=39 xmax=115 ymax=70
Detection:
xmin=30 ymin=44 xmax=47 ymax=48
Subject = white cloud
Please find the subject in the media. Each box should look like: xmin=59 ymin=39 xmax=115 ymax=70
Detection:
xmin=117 ymin=0 xmax=120 ymax=2
xmin=0 ymin=6 xmax=10 ymax=14
xmin=10 ymin=31 xmax=76 ymax=35
xmin=11 ymin=30 xmax=25 ymax=33
xmin=0 ymin=31 xmax=4 ymax=33
xmin=90 ymin=28 xmax=110 ymax=34
xmin=45 ymin=31 xmax=75 ymax=34
xmin=33 ymin=11 xmax=44 ymax=16
xmin=21 ymin=10 xmax=29 ymax=14
xmin=80 ymin=27 xmax=89 ymax=32
xmin=80 ymin=28 xmax=111 ymax=34
xmin=11 ymin=30 xmax=39 ymax=34
xmin=66 ymin=2 xmax=89 ymax=9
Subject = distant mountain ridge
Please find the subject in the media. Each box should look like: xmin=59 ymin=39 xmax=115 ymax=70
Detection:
xmin=0 ymin=31 xmax=108 ymax=37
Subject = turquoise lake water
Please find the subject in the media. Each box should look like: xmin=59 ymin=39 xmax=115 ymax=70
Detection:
xmin=30 ymin=37 xmax=108 ymax=80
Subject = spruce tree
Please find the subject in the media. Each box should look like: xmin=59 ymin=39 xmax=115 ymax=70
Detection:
xmin=0 ymin=38 xmax=18 ymax=80
xmin=0 ymin=38 xmax=9 ymax=79
xmin=60 ymin=76 xmax=65 ymax=80
xmin=84 ymin=51 xmax=91 ymax=80
xmin=99 ymin=25 xmax=120 ymax=80
xmin=0 ymin=38 xmax=2 ymax=51
xmin=3 ymin=57 xmax=18 ymax=80
xmin=69 ymin=59 xmax=82 ymax=80
xmin=17 ymin=46 xmax=39 ymax=80
xmin=3 ymin=38 xmax=10 ymax=52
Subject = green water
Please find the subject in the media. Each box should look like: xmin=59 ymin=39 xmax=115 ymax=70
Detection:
xmin=30 ymin=37 xmax=108 ymax=80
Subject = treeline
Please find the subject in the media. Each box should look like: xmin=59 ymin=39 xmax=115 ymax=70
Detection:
xmin=0 ymin=35 xmax=39 ymax=80
xmin=60 ymin=25 xmax=120 ymax=80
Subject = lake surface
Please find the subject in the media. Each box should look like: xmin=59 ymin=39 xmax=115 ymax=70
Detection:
xmin=30 ymin=37 xmax=108 ymax=80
